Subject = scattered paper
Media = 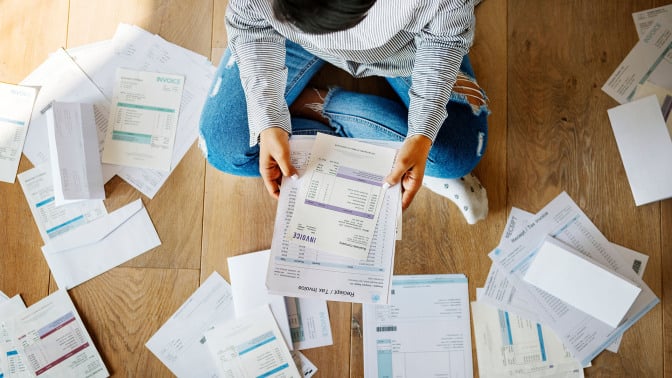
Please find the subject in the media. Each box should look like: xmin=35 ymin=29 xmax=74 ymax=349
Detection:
xmin=18 ymin=164 xmax=107 ymax=243
xmin=0 ymin=295 xmax=30 ymax=378
xmin=291 ymin=350 xmax=317 ymax=378
xmin=607 ymin=95 xmax=672 ymax=205
xmin=146 ymin=272 xmax=236 ymax=378
xmin=102 ymin=68 xmax=184 ymax=172
xmin=41 ymin=198 xmax=161 ymax=289
xmin=47 ymin=102 xmax=105 ymax=205
xmin=204 ymin=306 xmax=301 ymax=378
xmin=12 ymin=290 xmax=108 ymax=377
xmin=363 ymin=275 xmax=473 ymax=378
xmin=0 ymin=83 xmax=37 ymax=183
xmin=633 ymin=4 xmax=672 ymax=39
xmin=602 ymin=13 xmax=672 ymax=104
xmin=285 ymin=297 xmax=333 ymax=350
xmin=228 ymin=250 xmax=293 ymax=350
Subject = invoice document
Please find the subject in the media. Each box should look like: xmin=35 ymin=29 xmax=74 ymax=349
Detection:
xmin=18 ymin=164 xmax=107 ymax=243
xmin=633 ymin=4 xmax=672 ymax=39
xmin=285 ymin=297 xmax=333 ymax=350
xmin=602 ymin=12 xmax=672 ymax=103
xmin=287 ymin=133 xmax=396 ymax=259
xmin=488 ymin=192 xmax=659 ymax=366
xmin=146 ymin=272 xmax=236 ymax=378
xmin=228 ymin=250 xmax=293 ymax=350
xmin=12 ymin=290 xmax=108 ymax=378
xmin=204 ymin=306 xmax=301 ymax=378
xmin=0 ymin=296 xmax=30 ymax=378
xmin=0 ymin=82 xmax=37 ymax=183
xmin=47 ymin=102 xmax=105 ymax=205
xmin=471 ymin=300 xmax=583 ymax=378
xmin=102 ymin=68 xmax=184 ymax=171
xmin=291 ymin=351 xmax=317 ymax=378
xmin=607 ymin=95 xmax=672 ymax=205
xmin=266 ymin=136 xmax=401 ymax=304
xmin=363 ymin=275 xmax=473 ymax=378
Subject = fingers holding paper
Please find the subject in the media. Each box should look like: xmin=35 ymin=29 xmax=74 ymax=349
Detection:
xmin=384 ymin=135 xmax=432 ymax=210
xmin=259 ymin=127 xmax=298 ymax=199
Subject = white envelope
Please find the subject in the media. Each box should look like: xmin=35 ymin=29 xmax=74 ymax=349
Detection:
xmin=42 ymin=199 xmax=161 ymax=289
xmin=523 ymin=236 xmax=641 ymax=328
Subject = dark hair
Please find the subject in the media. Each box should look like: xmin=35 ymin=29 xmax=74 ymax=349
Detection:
xmin=272 ymin=0 xmax=377 ymax=35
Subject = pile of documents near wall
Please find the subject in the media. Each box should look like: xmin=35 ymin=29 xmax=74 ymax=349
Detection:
xmin=471 ymin=192 xmax=659 ymax=377
xmin=602 ymin=4 xmax=672 ymax=205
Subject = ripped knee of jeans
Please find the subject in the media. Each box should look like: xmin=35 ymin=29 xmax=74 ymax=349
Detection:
xmin=451 ymin=72 xmax=490 ymax=116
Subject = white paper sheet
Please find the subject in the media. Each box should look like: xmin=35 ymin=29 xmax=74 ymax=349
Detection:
xmin=285 ymin=297 xmax=333 ymax=350
xmin=291 ymin=351 xmax=317 ymax=378
xmin=607 ymin=95 xmax=672 ymax=205
xmin=0 ymin=83 xmax=37 ymax=183
xmin=266 ymin=136 xmax=401 ymax=304
xmin=12 ymin=290 xmax=108 ymax=378
xmin=41 ymin=198 xmax=161 ymax=289
xmin=287 ymin=133 xmax=396 ymax=259
xmin=204 ymin=306 xmax=301 ymax=378
xmin=227 ymin=250 xmax=293 ymax=350
xmin=21 ymin=49 xmax=114 ymax=173
xmin=17 ymin=164 xmax=107 ymax=243
xmin=488 ymin=192 xmax=659 ymax=366
xmin=633 ymin=4 xmax=672 ymax=39
xmin=47 ymin=102 xmax=105 ymax=204
xmin=602 ymin=13 xmax=672 ymax=103
xmin=0 ymin=295 xmax=30 ymax=378
xmin=522 ymin=237 xmax=641 ymax=328
xmin=363 ymin=275 xmax=473 ymax=378
xmin=146 ymin=271 xmax=236 ymax=378
xmin=471 ymin=300 xmax=584 ymax=378
xmin=102 ymin=68 xmax=184 ymax=171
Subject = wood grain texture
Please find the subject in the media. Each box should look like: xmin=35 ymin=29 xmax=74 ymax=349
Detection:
xmin=664 ymin=199 xmax=672 ymax=378
xmin=66 ymin=267 xmax=200 ymax=377
xmin=509 ymin=0 xmax=666 ymax=376
xmin=0 ymin=0 xmax=69 ymax=306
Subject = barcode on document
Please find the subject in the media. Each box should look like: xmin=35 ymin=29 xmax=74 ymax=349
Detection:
xmin=376 ymin=326 xmax=397 ymax=332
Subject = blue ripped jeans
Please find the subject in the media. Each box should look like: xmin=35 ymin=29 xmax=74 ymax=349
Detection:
xmin=199 ymin=40 xmax=489 ymax=179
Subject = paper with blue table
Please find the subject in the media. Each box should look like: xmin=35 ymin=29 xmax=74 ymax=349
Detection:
xmin=0 ymin=82 xmax=36 ymax=184
xmin=362 ymin=274 xmax=473 ymax=378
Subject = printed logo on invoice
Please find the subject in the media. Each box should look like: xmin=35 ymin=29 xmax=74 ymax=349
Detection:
xmin=292 ymin=232 xmax=316 ymax=244
xmin=156 ymin=76 xmax=181 ymax=84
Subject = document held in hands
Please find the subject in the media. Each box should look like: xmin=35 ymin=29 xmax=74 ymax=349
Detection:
xmin=47 ymin=102 xmax=105 ymax=204
xmin=287 ymin=133 xmax=396 ymax=259
xmin=0 ymin=82 xmax=37 ymax=183
xmin=102 ymin=68 xmax=184 ymax=171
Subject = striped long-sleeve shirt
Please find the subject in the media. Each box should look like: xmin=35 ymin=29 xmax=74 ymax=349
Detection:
xmin=226 ymin=0 xmax=476 ymax=146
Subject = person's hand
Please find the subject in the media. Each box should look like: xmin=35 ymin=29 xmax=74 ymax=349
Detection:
xmin=259 ymin=127 xmax=297 ymax=199
xmin=384 ymin=135 xmax=432 ymax=210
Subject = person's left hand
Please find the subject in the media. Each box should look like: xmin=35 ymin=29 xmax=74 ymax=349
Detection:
xmin=384 ymin=134 xmax=433 ymax=210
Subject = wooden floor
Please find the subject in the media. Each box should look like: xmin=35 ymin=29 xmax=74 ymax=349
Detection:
xmin=1 ymin=0 xmax=670 ymax=377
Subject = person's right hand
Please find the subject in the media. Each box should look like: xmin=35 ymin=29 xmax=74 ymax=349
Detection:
xmin=259 ymin=127 xmax=297 ymax=199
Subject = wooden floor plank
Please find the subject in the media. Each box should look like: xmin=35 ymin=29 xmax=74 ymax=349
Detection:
xmin=66 ymin=267 xmax=200 ymax=377
xmin=0 ymin=0 xmax=69 ymax=306
xmin=508 ymin=1 xmax=665 ymax=375
xmin=663 ymin=200 xmax=672 ymax=377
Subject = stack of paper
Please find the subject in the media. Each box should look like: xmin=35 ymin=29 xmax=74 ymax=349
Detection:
xmin=602 ymin=7 xmax=672 ymax=205
xmin=146 ymin=272 xmax=319 ymax=378
xmin=265 ymin=135 xmax=402 ymax=305
xmin=21 ymin=23 xmax=216 ymax=199
xmin=473 ymin=192 xmax=658 ymax=371
xmin=0 ymin=291 xmax=108 ymax=378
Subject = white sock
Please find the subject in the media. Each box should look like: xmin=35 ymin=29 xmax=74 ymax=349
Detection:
xmin=422 ymin=173 xmax=488 ymax=224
